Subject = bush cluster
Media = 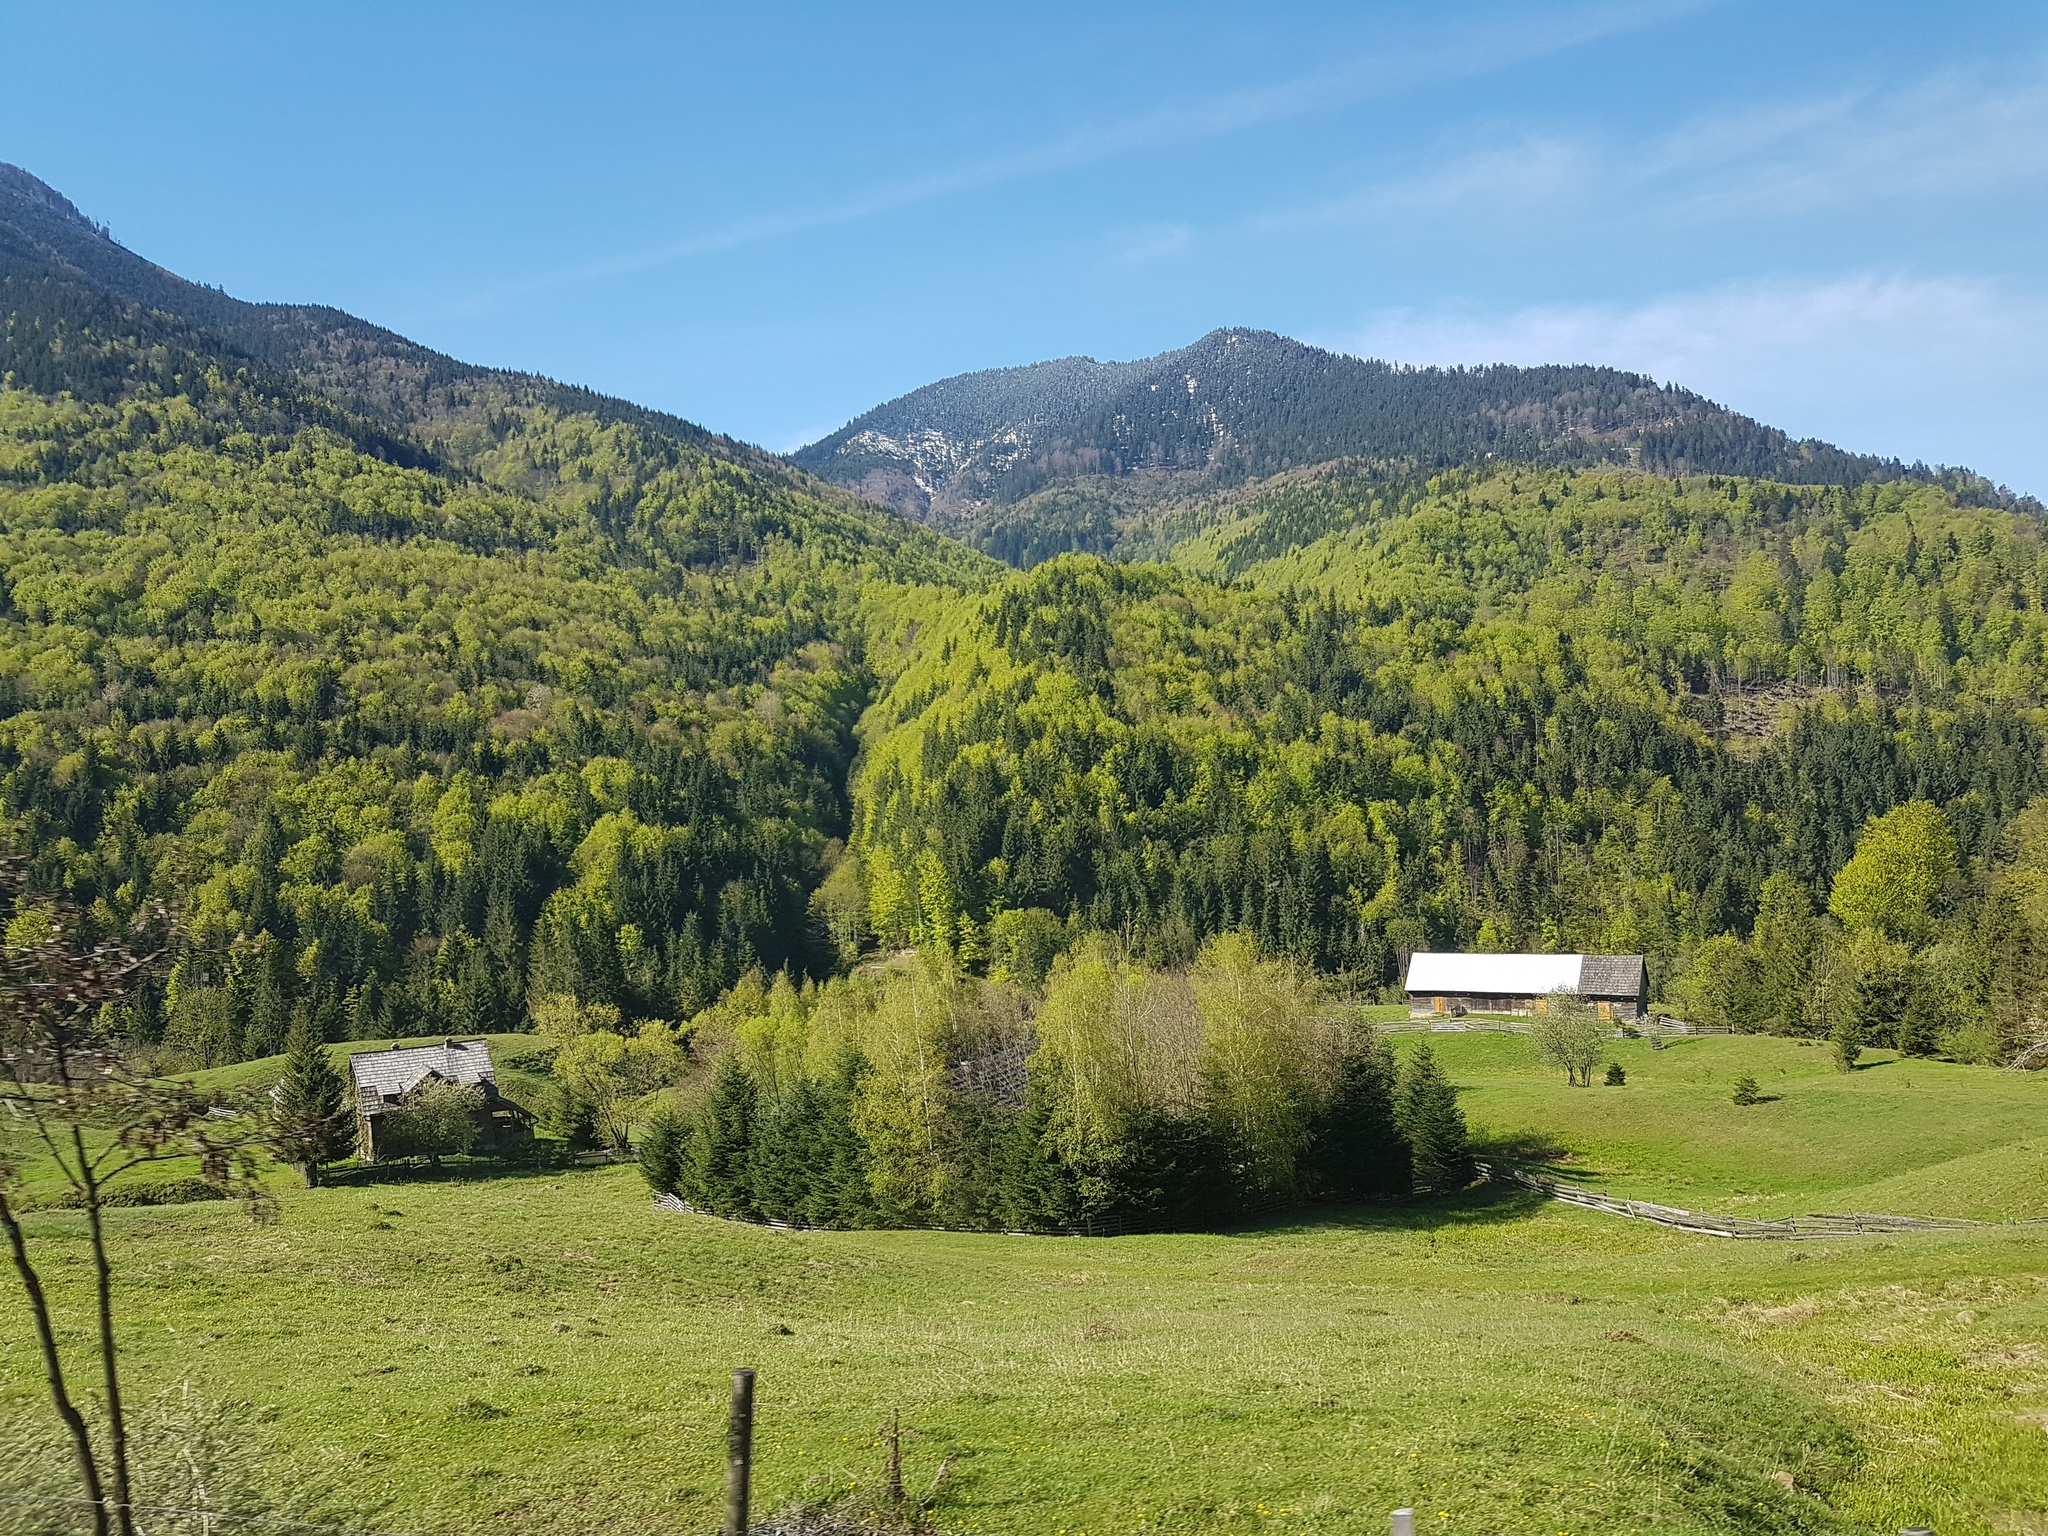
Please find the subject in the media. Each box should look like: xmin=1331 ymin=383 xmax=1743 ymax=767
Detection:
xmin=640 ymin=934 xmax=1470 ymax=1232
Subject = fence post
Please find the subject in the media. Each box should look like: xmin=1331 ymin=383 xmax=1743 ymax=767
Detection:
xmin=1392 ymin=1508 xmax=1415 ymax=1536
xmin=725 ymin=1367 xmax=756 ymax=1536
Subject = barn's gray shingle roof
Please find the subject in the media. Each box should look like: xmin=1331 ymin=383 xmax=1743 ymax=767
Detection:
xmin=1576 ymin=955 xmax=1647 ymax=998
xmin=349 ymin=1040 xmax=496 ymax=1112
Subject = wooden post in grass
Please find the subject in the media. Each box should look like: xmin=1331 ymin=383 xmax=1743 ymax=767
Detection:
xmin=887 ymin=1408 xmax=904 ymax=1505
xmin=1391 ymin=1508 xmax=1414 ymax=1536
xmin=725 ymin=1367 xmax=756 ymax=1536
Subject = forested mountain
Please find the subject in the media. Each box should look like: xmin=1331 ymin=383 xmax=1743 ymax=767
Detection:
xmin=796 ymin=328 xmax=2024 ymax=565
xmin=0 ymin=163 xmax=785 ymax=467
xmin=3 ymin=162 xmax=2046 ymax=1100
xmin=0 ymin=163 xmax=992 ymax=1064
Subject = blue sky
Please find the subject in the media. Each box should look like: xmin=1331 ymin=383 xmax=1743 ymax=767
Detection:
xmin=6 ymin=1 xmax=2047 ymax=493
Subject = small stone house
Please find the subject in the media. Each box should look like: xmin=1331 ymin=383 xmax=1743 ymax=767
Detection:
xmin=349 ymin=1038 xmax=532 ymax=1164
xmin=1403 ymin=953 xmax=1650 ymax=1022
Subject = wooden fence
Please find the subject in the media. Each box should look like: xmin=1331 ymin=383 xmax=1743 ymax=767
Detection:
xmin=1476 ymin=1160 xmax=2017 ymax=1239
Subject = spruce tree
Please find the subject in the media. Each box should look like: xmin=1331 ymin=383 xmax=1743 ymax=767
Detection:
xmin=270 ymin=1013 xmax=353 ymax=1187
xmin=1395 ymin=1044 xmax=1472 ymax=1195
xmin=685 ymin=1056 xmax=759 ymax=1217
xmin=1314 ymin=1023 xmax=1409 ymax=1201
xmin=637 ymin=1108 xmax=689 ymax=1197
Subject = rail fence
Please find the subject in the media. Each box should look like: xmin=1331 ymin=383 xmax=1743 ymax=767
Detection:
xmin=1475 ymin=1160 xmax=2032 ymax=1239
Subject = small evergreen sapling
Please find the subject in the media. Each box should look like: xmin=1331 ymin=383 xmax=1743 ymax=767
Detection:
xmin=1395 ymin=1044 xmax=1472 ymax=1194
xmin=1831 ymin=1016 xmax=1864 ymax=1073
xmin=1603 ymin=1061 xmax=1626 ymax=1086
xmin=1731 ymin=1074 xmax=1761 ymax=1106
xmin=269 ymin=1016 xmax=353 ymax=1186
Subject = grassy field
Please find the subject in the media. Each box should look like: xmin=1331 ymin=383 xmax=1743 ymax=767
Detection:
xmin=1411 ymin=1028 xmax=2048 ymax=1221
xmin=3 ymin=1031 xmax=2046 ymax=1536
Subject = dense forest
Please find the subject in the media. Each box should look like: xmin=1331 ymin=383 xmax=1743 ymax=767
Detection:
xmin=5 ymin=160 xmax=2048 ymax=1169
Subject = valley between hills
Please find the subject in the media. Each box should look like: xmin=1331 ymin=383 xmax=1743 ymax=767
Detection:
xmin=3 ymin=160 xmax=2047 ymax=1536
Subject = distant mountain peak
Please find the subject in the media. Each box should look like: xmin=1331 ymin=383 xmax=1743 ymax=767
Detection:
xmin=794 ymin=327 xmax=1946 ymax=535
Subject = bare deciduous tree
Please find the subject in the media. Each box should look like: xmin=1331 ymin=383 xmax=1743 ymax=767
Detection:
xmin=0 ymin=870 xmax=267 ymax=1536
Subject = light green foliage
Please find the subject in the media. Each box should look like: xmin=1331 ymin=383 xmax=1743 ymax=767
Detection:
xmin=378 ymin=1078 xmax=485 ymax=1162
xmin=1675 ymin=935 xmax=1764 ymax=1031
xmin=1530 ymin=988 xmax=1606 ymax=1086
xmin=1031 ymin=935 xmax=1153 ymax=1170
xmin=985 ymin=906 xmax=1067 ymax=988
xmin=847 ymin=949 xmax=965 ymax=1216
xmin=1829 ymin=801 xmax=1959 ymax=936
xmin=0 ymin=383 xmax=994 ymax=1069
xmin=526 ymin=993 xmax=622 ymax=1041
xmin=1189 ymin=932 xmax=1327 ymax=1200
xmin=552 ymin=1021 xmax=685 ymax=1151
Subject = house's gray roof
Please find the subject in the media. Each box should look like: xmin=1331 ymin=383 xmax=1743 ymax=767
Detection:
xmin=1576 ymin=955 xmax=1648 ymax=998
xmin=349 ymin=1040 xmax=496 ymax=1111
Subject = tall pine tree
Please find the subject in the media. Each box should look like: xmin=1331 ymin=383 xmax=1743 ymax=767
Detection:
xmin=1395 ymin=1044 xmax=1471 ymax=1195
xmin=270 ymin=1014 xmax=353 ymax=1186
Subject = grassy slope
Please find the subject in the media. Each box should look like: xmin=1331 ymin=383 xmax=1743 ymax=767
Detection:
xmin=4 ymin=1172 xmax=2045 ymax=1536
xmin=1411 ymin=1030 xmax=2048 ymax=1221
xmin=3 ymin=1032 xmax=2047 ymax=1534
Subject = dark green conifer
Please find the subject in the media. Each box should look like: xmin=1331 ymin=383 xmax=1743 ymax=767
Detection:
xmin=1395 ymin=1043 xmax=1472 ymax=1195
xmin=270 ymin=1012 xmax=352 ymax=1187
xmin=685 ymin=1056 xmax=759 ymax=1217
xmin=1315 ymin=1022 xmax=1410 ymax=1202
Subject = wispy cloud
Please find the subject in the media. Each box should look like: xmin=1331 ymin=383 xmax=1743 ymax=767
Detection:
xmin=1266 ymin=56 xmax=2048 ymax=233
xmin=1323 ymin=273 xmax=2048 ymax=491
xmin=424 ymin=0 xmax=1703 ymax=316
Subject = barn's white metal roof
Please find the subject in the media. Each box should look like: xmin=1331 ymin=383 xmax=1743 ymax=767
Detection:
xmin=1404 ymin=952 xmax=1586 ymax=995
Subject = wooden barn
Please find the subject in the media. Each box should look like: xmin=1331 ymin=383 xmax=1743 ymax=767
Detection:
xmin=1404 ymin=953 xmax=1650 ymax=1022
xmin=349 ymin=1038 xmax=532 ymax=1164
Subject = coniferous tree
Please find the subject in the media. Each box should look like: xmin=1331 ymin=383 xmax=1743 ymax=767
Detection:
xmin=269 ymin=1014 xmax=353 ymax=1186
xmin=685 ymin=1056 xmax=759 ymax=1217
xmin=1314 ymin=1023 xmax=1409 ymax=1202
xmin=637 ymin=1108 xmax=689 ymax=1197
xmin=1395 ymin=1044 xmax=1471 ymax=1195
xmin=1751 ymin=873 xmax=1817 ymax=1034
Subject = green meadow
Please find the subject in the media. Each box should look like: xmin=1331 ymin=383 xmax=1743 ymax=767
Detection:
xmin=1403 ymin=1027 xmax=2048 ymax=1222
xmin=4 ymin=1032 xmax=2046 ymax=1536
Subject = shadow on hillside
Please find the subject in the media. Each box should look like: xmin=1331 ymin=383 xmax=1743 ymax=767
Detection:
xmin=1473 ymin=1129 xmax=1577 ymax=1165
xmin=1228 ymin=1178 xmax=1554 ymax=1238
xmin=318 ymin=1150 xmax=602 ymax=1190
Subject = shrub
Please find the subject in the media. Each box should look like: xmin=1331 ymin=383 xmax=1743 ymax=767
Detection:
xmin=1731 ymin=1074 xmax=1761 ymax=1106
xmin=378 ymin=1078 xmax=485 ymax=1163
xmin=1532 ymin=991 xmax=1606 ymax=1086
xmin=1939 ymin=1018 xmax=2002 ymax=1065
xmin=1604 ymin=1061 xmax=1626 ymax=1086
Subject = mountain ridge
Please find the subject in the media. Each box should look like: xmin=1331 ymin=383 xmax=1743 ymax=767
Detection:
xmin=0 ymin=162 xmax=797 ymax=477
xmin=795 ymin=327 xmax=2025 ymax=558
